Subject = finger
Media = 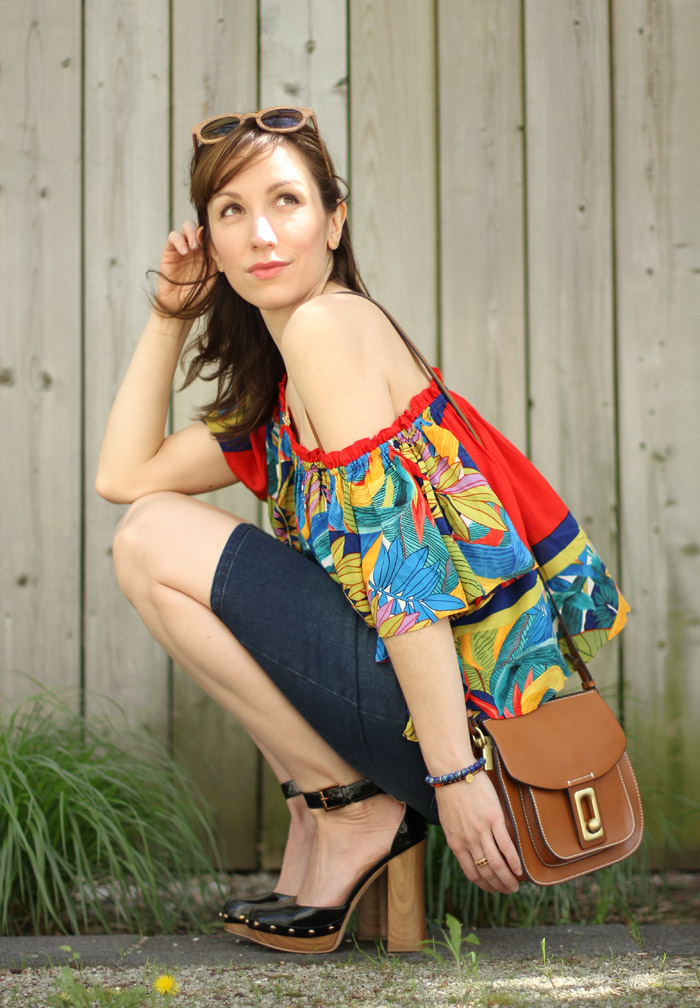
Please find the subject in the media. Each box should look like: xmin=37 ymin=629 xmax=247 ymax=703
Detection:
xmin=477 ymin=841 xmax=520 ymax=893
xmin=460 ymin=857 xmax=499 ymax=893
xmin=181 ymin=219 xmax=200 ymax=249
xmin=452 ymin=846 xmax=503 ymax=894
xmin=492 ymin=821 xmax=524 ymax=878
xmin=167 ymin=229 xmax=191 ymax=257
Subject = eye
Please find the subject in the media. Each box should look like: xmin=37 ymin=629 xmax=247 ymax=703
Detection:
xmin=276 ymin=192 xmax=300 ymax=207
xmin=220 ymin=202 xmax=243 ymax=217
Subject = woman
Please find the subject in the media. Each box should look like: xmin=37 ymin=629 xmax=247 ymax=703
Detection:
xmin=96 ymin=108 xmax=628 ymax=954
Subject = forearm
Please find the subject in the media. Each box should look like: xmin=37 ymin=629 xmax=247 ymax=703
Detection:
xmin=383 ymin=619 xmax=473 ymax=776
xmin=96 ymin=310 xmax=192 ymax=498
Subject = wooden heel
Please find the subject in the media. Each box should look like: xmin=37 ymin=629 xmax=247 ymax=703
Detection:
xmin=356 ymin=870 xmax=388 ymax=940
xmin=386 ymin=838 xmax=427 ymax=952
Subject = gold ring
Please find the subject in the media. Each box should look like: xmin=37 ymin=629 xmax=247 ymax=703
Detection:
xmin=474 ymin=857 xmax=488 ymax=868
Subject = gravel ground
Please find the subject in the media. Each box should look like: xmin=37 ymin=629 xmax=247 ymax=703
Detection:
xmin=1 ymin=951 xmax=700 ymax=1007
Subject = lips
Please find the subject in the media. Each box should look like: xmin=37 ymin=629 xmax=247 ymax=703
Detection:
xmin=247 ymin=261 xmax=289 ymax=279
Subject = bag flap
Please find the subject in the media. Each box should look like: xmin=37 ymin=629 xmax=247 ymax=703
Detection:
xmin=484 ymin=690 xmax=627 ymax=789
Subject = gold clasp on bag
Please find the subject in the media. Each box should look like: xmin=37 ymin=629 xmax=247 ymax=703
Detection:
xmin=574 ymin=787 xmax=604 ymax=841
xmin=468 ymin=718 xmax=494 ymax=771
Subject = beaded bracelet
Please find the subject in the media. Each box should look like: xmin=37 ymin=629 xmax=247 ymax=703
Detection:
xmin=425 ymin=757 xmax=487 ymax=788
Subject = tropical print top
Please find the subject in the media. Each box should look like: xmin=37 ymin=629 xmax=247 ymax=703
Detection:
xmin=206 ymin=371 xmax=628 ymax=736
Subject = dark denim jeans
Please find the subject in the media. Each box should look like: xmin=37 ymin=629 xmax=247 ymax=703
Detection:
xmin=210 ymin=522 xmax=439 ymax=823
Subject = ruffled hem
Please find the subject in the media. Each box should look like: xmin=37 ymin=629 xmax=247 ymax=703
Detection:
xmin=278 ymin=372 xmax=445 ymax=470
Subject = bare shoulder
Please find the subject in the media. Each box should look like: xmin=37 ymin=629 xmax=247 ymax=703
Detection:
xmin=281 ymin=290 xmax=395 ymax=365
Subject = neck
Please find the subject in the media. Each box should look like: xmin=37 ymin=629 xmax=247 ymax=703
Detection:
xmin=261 ymin=259 xmax=338 ymax=346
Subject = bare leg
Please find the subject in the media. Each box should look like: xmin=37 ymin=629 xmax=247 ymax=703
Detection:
xmin=113 ymin=493 xmax=404 ymax=908
xmin=254 ymin=744 xmax=315 ymax=895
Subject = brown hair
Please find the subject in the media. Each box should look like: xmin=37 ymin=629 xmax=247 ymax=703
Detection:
xmin=154 ymin=123 xmax=368 ymax=440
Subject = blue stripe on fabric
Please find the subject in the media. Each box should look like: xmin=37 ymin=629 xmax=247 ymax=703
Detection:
xmin=530 ymin=511 xmax=580 ymax=565
xmin=452 ymin=569 xmax=539 ymax=626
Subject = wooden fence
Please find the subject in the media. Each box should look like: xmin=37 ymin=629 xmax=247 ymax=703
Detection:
xmin=2 ymin=0 xmax=699 ymax=868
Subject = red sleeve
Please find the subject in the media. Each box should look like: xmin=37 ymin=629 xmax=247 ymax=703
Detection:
xmin=445 ymin=394 xmax=569 ymax=549
xmin=204 ymin=418 xmax=268 ymax=501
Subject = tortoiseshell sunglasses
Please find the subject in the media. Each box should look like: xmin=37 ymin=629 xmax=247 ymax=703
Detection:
xmin=191 ymin=106 xmax=332 ymax=178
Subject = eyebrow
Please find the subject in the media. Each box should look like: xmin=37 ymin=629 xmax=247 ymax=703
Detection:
xmin=212 ymin=179 xmax=302 ymax=200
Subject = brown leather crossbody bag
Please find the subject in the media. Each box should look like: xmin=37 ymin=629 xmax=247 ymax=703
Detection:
xmin=341 ymin=292 xmax=644 ymax=885
xmin=469 ymin=579 xmax=644 ymax=885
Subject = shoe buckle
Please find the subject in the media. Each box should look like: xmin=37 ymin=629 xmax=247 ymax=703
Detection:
xmin=318 ymin=784 xmax=343 ymax=810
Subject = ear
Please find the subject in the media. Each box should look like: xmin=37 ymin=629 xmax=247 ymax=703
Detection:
xmin=327 ymin=199 xmax=347 ymax=250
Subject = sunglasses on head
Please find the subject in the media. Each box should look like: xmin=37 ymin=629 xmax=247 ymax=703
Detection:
xmin=191 ymin=106 xmax=332 ymax=178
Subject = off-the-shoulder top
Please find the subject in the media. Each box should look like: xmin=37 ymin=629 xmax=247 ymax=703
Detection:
xmin=206 ymin=372 xmax=628 ymax=733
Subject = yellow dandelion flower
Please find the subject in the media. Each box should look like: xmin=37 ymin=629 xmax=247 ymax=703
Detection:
xmin=153 ymin=973 xmax=180 ymax=996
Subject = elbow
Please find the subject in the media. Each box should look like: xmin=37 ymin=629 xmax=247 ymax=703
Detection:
xmin=94 ymin=469 xmax=136 ymax=504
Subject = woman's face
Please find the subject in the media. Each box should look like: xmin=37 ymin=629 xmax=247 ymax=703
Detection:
xmin=206 ymin=142 xmax=345 ymax=329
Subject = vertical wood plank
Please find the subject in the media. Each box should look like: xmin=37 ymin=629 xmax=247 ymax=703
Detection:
xmin=83 ymin=2 xmax=171 ymax=738
xmin=257 ymin=0 xmax=350 ymax=869
xmin=170 ymin=0 xmax=260 ymax=870
xmin=524 ymin=0 xmax=620 ymax=692
xmin=613 ymin=0 xmax=700 ymax=860
xmin=438 ymin=0 xmax=527 ymax=444
xmin=0 ymin=0 xmax=82 ymax=702
xmin=259 ymin=0 xmax=348 ymax=178
xmin=349 ymin=0 xmax=437 ymax=359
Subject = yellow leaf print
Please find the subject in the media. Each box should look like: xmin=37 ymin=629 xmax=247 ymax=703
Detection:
xmin=330 ymin=538 xmax=373 ymax=617
xmin=346 ymin=450 xmax=388 ymax=507
xmin=423 ymin=418 xmax=461 ymax=463
xmin=520 ymin=665 xmax=567 ymax=713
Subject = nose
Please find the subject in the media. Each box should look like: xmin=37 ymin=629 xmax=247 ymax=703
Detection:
xmin=251 ymin=214 xmax=276 ymax=247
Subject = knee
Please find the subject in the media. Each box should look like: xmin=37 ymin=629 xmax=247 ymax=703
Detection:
xmin=112 ymin=491 xmax=183 ymax=601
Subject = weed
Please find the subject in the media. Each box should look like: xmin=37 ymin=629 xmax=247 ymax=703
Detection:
xmin=539 ymin=936 xmax=556 ymax=990
xmin=350 ymin=936 xmax=405 ymax=972
xmin=46 ymin=969 xmax=181 ymax=1007
xmin=422 ymin=913 xmax=481 ymax=982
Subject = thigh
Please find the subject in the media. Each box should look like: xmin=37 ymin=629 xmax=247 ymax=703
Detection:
xmin=115 ymin=491 xmax=247 ymax=608
xmin=211 ymin=523 xmax=439 ymax=822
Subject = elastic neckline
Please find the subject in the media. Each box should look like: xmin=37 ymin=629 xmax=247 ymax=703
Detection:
xmin=278 ymin=371 xmax=445 ymax=470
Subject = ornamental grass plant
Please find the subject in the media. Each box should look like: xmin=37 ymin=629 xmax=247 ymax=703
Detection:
xmin=0 ymin=687 xmax=222 ymax=936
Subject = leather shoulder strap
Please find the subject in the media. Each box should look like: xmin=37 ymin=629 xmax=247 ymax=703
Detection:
xmin=334 ymin=290 xmax=484 ymax=447
xmin=538 ymin=570 xmax=597 ymax=690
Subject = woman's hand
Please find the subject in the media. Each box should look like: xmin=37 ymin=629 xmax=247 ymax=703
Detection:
xmin=157 ymin=219 xmax=216 ymax=313
xmin=435 ymin=771 xmax=523 ymax=894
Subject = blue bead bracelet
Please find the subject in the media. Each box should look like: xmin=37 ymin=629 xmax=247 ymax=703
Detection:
xmin=425 ymin=757 xmax=487 ymax=788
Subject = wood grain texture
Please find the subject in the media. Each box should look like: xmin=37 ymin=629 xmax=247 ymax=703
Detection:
xmin=259 ymin=0 xmax=348 ymax=177
xmin=613 ymin=0 xmax=700 ymax=860
xmin=0 ymin=0 xmax=82 ymax=701
xmin=524 ymin=0 xmax=619 ymax=693
xmin=438 ymin=0 xmax=527 ymax=445
xmin=82 ymin=1 xmax=171 ymax=736
xmin=170 ymin=0 xmax=260 ymax=869
xmin=349 ymin=0 xmax=437 ymax=359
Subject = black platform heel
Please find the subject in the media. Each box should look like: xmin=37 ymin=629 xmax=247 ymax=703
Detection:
xmin=225 ymin=779 xmax=427 ymax=954
xmin=219 ymin=780 xmax=301 ymax=924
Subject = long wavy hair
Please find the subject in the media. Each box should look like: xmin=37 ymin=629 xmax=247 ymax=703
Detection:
xmin=153 ymin=122 xmax=368 ymax=440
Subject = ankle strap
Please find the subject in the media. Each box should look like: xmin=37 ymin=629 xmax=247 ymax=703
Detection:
xmin=280 ymin=779 xmax=301 ymax=800
xmin=303 ymin=778 xmax=383 ymax=811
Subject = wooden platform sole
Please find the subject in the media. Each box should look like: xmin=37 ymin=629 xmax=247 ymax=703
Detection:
xmin=224 ymin=839 xmax=427 ymax=955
